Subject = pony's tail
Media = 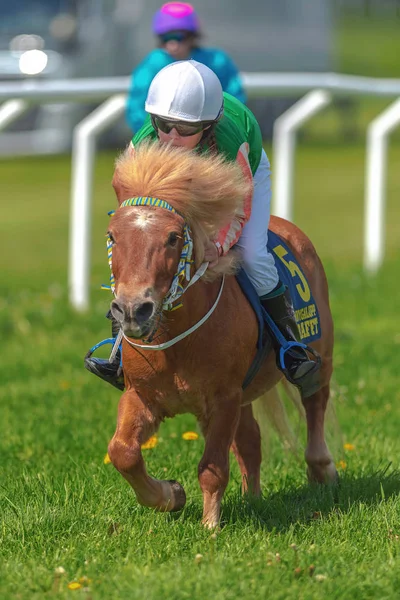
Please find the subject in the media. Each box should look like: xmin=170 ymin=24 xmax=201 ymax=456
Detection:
xmin=253 ymin=383 xmax=303 ymax=460
xmin=253 ymin=381 xmax=343 ymax=464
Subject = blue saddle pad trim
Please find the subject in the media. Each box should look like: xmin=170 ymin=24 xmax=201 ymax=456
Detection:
xmin=235 ymin=268 xmax=265 ymax=351
xmin=235 ymin=268 xmax=270 ymax=390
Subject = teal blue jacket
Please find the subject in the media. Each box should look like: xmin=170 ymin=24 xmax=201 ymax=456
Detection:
xmin=126 ymin=47 xmax=247 ymax=133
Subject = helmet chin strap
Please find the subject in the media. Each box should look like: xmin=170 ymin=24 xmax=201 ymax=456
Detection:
xmin=199 ymin=122 xmax=215 ymax=143
xmin=150 ymin=114 xmax=159 ymax=135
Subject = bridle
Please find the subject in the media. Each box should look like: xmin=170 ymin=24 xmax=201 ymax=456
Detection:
xmin=105 ymin=196 xmax=224 ymax=351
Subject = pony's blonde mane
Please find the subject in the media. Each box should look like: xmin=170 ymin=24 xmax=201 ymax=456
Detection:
xmin=112 ymin=142 xmax=251 ymax=277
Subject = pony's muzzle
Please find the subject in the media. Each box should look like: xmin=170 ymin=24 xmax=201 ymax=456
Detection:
xmin=111 ymin=297 xmax=156 ymax=338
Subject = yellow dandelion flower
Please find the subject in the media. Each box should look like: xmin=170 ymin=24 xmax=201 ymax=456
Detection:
xmin=104 ymin=453 xmax=111 ymax=464
xmin=141 ymin=435 xmax=158 ymax=450
xmin=67 ymin=582 xmax=82 ymax=590
xmin=344 ymin=443 xmax=355 ymax=451
xmin=182 ymin=431 xmax=199 ymax=440
xmin=336 ymin=460 xmax=347 ymax=470
xmin=78 ymin=576 xmax=92 ymax=585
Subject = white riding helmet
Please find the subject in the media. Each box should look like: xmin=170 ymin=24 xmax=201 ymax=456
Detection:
xmin=145 ymin=60 xmax=224 ymax=122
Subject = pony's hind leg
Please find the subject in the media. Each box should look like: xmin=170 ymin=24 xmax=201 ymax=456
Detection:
xmin=108 ymin=390 xmax=186 ymax=512
xmin=198 ymin=393 xmax=242 ymax=529
xmin=231 ymin=404 xmax=261 ymax=496
xmin=302 ymin=383 xmax=338 ymax=483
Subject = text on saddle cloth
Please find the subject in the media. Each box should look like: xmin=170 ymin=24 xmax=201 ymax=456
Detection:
xmin=267 ymin=230 xmax=321 ymax=343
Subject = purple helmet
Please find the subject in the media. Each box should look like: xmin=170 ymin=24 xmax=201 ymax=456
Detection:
xmin=152 ymin=2 xmax=200 ymax=35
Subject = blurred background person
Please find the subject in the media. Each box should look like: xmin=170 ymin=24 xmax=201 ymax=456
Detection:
xmin=125 ymin=1 xmax=246 ymax=133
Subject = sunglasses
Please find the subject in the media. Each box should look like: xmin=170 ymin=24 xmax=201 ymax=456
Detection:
xmin=159 ymin=31 xmax=190 ymax=44
xmin=152 ymin=115 xmax=209 ymax=137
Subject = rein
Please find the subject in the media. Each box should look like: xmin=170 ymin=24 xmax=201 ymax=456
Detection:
xmin=122 ymin=274 xmax=225 ymax=351
xmin=105 ymin=196 xmax=224 ymax=351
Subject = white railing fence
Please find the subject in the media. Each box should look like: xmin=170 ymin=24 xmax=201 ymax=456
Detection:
xmin=69 ymin=95 xmax=127 ymax=312
xmin=272 ymin=89 xmax=332 ymax=222
xmin=1 ymin=72 xmax=400 ymax=310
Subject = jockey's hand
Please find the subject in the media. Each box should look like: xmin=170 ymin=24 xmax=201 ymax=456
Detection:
xmin=204 ymin=240 xmax=220 ymax=268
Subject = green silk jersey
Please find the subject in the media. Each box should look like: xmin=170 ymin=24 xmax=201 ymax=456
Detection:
xmin=132 ymin=92 xmax=263 ymax=175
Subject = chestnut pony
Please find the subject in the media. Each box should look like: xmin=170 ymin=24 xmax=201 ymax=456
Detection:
xmin=106 ymin=141 xmax=337 ymax=528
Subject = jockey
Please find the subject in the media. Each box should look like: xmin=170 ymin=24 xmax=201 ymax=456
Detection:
xmin=86 ymin=60 xmax=319 ymax=391
xmin=126 ymin=1 xmax=246 ymax=132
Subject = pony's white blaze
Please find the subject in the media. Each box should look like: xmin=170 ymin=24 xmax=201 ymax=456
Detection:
xmin=124 ymin=207 xmax=154 ymax=229
xmin=135 ymin=213 xmax=153 ymax=228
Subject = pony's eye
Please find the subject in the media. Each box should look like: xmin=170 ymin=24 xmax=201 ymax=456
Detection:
xmin=108 ymin=232 xmax=115 ymax=244
xmin=167 ymin=232 xmax=180 ymax=247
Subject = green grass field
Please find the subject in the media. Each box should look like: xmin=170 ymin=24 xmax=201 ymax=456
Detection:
xmin=1 ymin=139 xmax=400 ymax=599
xmin=1 ymin=13 xmax=400 ymax=598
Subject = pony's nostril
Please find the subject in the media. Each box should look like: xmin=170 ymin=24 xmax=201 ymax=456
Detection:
xmin=111 ymin=300 xmax=124 ymax=320
xmin=135 ymin=302 xmax=154 ymax=324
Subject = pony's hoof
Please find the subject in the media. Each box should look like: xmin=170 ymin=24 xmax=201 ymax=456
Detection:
xmin=307 ymin=461 xmax=339 ymax=484
xmin=167 ymin=480 xmax=186 ymax=511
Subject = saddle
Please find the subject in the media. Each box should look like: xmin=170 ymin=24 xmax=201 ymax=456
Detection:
xmin=237 ymin=230 xmax=322 ymax=389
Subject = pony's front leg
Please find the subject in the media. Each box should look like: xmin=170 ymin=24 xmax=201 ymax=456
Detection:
xmin=108 ymin=390 xmax=186 ymax=512
xmin=198 ymin=394 xmax=241 ymax=529
xmin=302 ymin=384 xmax=338 ymax=483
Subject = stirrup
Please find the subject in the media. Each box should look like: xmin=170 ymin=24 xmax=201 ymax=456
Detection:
xmin=261 ymin=306 xmax=322 ymax=397
xmin=84 ymin=336 xmax=124 ymax=391
xmin=279 ymin=341 xmax=321 ymax=398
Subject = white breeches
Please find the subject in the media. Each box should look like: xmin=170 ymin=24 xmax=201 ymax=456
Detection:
xmin=235 ymin=149 xmax=280 ymax=296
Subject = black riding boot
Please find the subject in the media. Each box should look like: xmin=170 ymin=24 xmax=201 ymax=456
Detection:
xmin=84 ymin=311 xmax=124 ymax=390
xmin=260 ymin=287 xmax=321 ymax=397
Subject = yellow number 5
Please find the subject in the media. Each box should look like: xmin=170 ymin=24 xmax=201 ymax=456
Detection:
xmin=273 ymin=245 xmax=311 ymax=303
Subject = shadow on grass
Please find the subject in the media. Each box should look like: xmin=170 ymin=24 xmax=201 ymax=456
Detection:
xmin=171 ymin=464 xmax=400 ymax=531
